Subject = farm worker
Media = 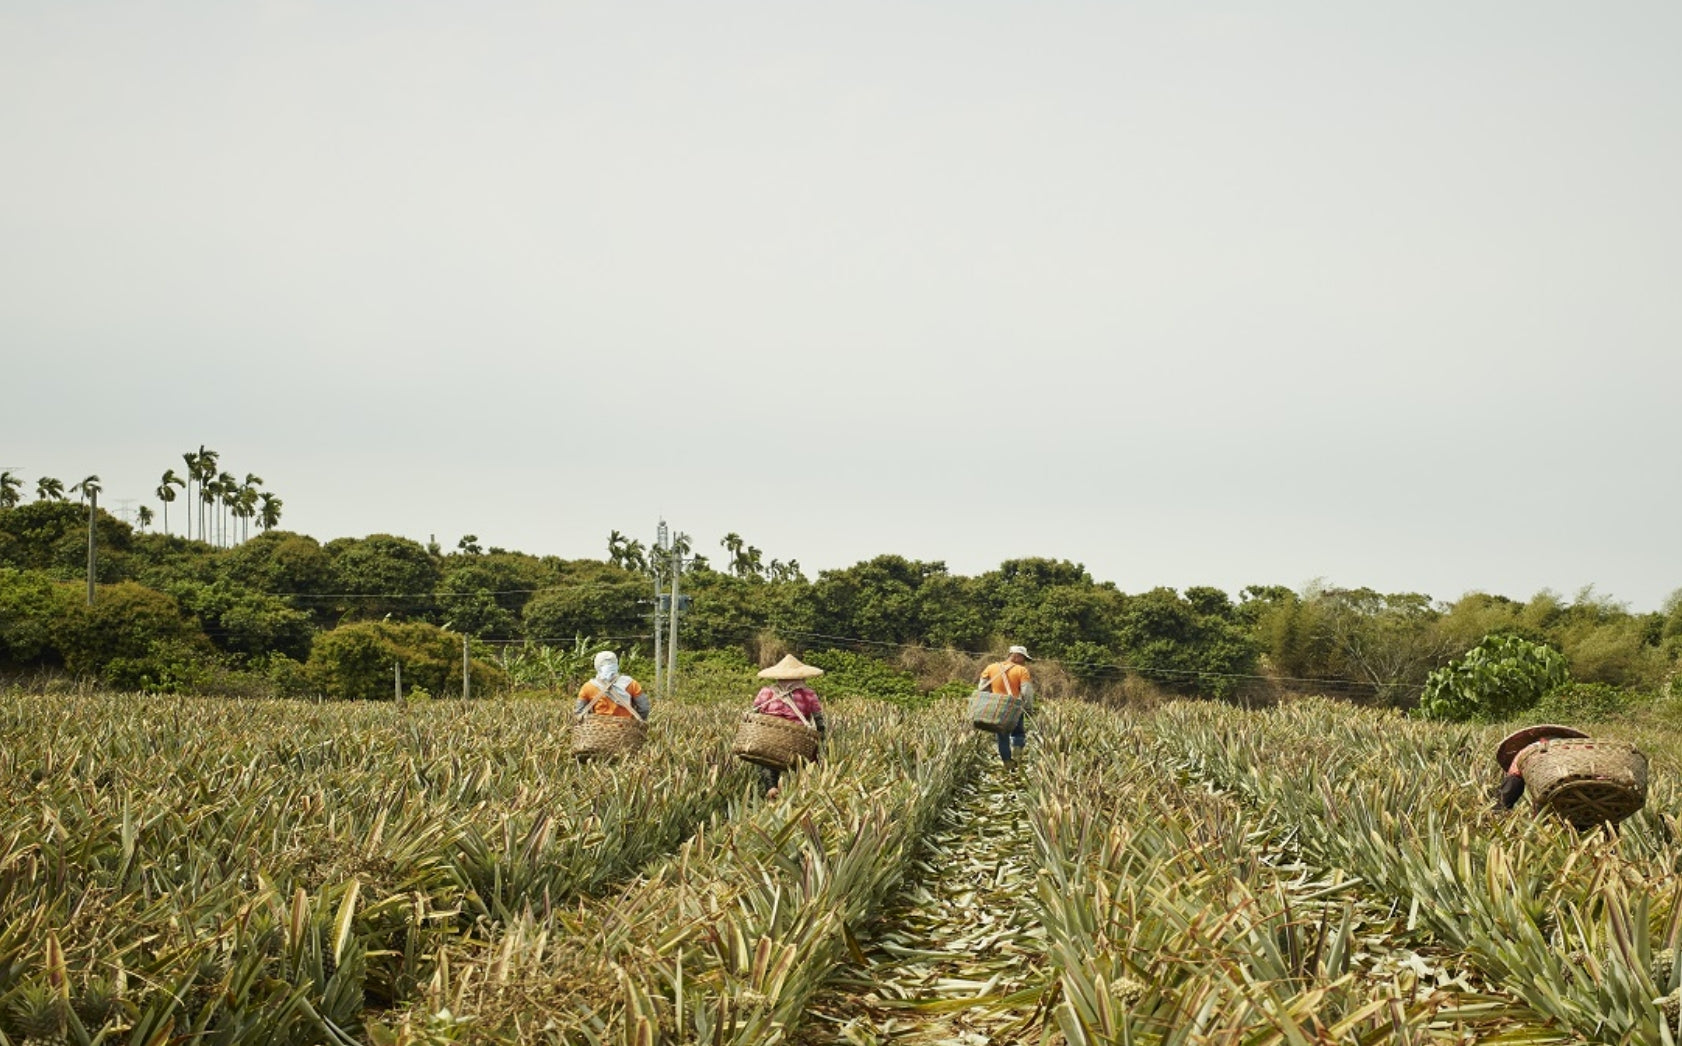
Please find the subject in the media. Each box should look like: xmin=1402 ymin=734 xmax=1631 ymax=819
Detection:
xmin=979 ymin=645 xmax=1035 ymax=768
xmin=752 ymin=654 xmax=827 ymax=800
xmin=1493 ymin=724 xmax=1587 ymax=809
xmin=575 ymin=651 xmax=650 ymax=721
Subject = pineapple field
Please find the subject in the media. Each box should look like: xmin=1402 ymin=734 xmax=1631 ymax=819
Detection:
xmin=1 ymin=689 xmax=1680 ymax=1045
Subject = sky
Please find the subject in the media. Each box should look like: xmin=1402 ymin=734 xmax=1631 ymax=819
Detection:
xmin=2 ymin=1 xmax=1678 ymax=611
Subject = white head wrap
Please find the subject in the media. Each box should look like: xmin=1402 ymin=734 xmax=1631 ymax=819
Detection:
xmin=594 ymin=651 xmax=619 ymax=685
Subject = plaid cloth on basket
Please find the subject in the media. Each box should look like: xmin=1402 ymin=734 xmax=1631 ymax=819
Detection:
xmin=969 ymin=689 xmax=1025 ymax=733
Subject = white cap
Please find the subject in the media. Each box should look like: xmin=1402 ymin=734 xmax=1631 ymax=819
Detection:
xmin=1008 ymin=645 xmax=1033 ymax=661
xmin=594 ymin=651 xmax=618 ymax=670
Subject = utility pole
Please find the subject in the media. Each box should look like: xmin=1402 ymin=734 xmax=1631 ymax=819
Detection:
xmin=666 ymin=534 xmax=681 ymax=697
xmin=462 ymin=632 xmax=471 ymax=701
xmin=653 ymin=519 xmax=668 ymax=694
xmin=394 ymin=661 xmax=403 ymax=703
xmin=86 ymin=489 xmax=97 ymax=606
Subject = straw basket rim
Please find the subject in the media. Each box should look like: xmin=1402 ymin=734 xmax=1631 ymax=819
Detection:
xmin=572 ymin=713 xmax=648 ymax=760
xmin=1522 ymin=738 xmax=1647 ymax=829
xmin=1494 ymin=724 xmax=1589 ymax=770
xmin=732 ymin=710 xmax=820 ymax=770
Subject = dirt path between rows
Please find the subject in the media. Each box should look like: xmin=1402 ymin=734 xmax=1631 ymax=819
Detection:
xmin=794 ymin=760 xmax=1053 ymax=1045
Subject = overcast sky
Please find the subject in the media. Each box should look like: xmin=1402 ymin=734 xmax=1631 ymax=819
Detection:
xmin=3 ymin=1 xmax=1678 ymax=611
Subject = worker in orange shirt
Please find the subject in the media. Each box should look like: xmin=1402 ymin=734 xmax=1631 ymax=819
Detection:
xmin=978 ymin=644 xmax=1035 ymax=767
xmin=575 ymin=650 xmax=649 ymax=721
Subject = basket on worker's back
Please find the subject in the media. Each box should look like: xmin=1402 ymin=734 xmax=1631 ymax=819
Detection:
xmin=1521 ymin=738 xmax=1648 ymax=830
xmin=572 ymin=714 xmax=648 ymax=760
xmin=732 ymin=712 xmax=820 ymax=770
xmin=969 ymin=689 xmax=1025 ymax=734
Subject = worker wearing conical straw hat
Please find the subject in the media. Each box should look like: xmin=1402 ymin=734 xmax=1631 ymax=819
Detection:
xmin=1493 ymin=723 xmax=1586 ymax=809
xmin=575 ymin=650 xmax=650 ymax=721
xmin=978 ymin=645 xmax=1036 ymax=769
xmin=752 ymin=654 xmax=827 ymax=799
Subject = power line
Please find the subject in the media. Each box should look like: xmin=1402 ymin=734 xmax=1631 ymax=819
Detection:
xmin=771 ymin=628 xmax=1428 ymax=694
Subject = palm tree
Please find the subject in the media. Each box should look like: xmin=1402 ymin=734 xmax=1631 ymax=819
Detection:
xmin=180 ymin=450 xmax=201 ymax=540
xmin=70 ymin=475 xmax=102 ymax=502
xmin=234 ymin=485 xmax=259 ymax=544
xmin=191 ymin=446 xmax=219 ymax=542
xmin=607 ymin=530 xmax=629 ymax=568
xmin=36 ymin=476 xmax=65 ymax=501
xmin=157 ymin=469 xmax=184 ymax=535
xmin=0 ymin=471 xmax=21 ymax=510
xmin=136 ymin=505 xmax=154 ymax=532
xmin=719 ymin=533 xmax=763 ymax=578
xmin=258 ymin=492 xmax=282 ymax=532
xmin=215 ymin=471 xmax=238 ymax=546
xmin=193 ymin=458 xmax=219 ymax=546
xmin=720 ymin=532 xmax=745 ymax=570
xmin=240 ymin=473 xmax=263 ymax=543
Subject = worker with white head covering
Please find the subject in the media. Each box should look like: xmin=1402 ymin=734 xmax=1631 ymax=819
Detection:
xmin=575 ymin=650 xmax=650 ymax=721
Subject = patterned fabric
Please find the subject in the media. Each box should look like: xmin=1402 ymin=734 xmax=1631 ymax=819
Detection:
xmin=752 ymin=685 xmax=822 ymax=726
xmin=969 ymin=689 xmax=1025 ymax=732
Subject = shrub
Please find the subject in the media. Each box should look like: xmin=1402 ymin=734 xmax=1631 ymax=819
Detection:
xmin=55 ymin=582 xmax=214 ymax=684
xmin=305 ymin=621 xmax=507 ymax=700
xmin=802 ymin=648 xmax=926 ymax=708
xmin=522 ymin=577 xmax=646 ymax=644
xmin=324 ymin=534 xmax=440 ymax=621
xmin=1114 ymin=587 xmax=1258 ymax=700
xmin=167 ymin=579 xmax=314 ymax=662
xmin=1531 ymin=681 xmax=1639 ymax=723
xmin=1418 ymin=634 xmax=1569 ymax=722
xmin=102 ymin=638 xmax=209 ymax=693
xmin=0 ymin=568 xmax=71 ymax=666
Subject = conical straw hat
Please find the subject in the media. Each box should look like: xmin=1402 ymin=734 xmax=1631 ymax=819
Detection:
xmin=757 ymin=654 xmax=824 ymax=680
xmin=1495 ymin=724 xmax=1588 ymax=770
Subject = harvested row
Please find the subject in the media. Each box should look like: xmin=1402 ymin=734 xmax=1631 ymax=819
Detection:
xmin=791 ymin=756 xmax=1049 ymax=1045
xmin=1155 ymin=698 xmax=1678 ymax=1045
xmin=395 ymin=700 xmax=980 ymax=1044
xmin=0 ymin=693 xmax=751 ymax=1044
xmin=1029 ymin=706 xmax=1554 ymax=1045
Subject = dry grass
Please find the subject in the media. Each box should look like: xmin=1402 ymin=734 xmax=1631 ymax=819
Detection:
xmin=749 ymin=629 xmax=790 ymax=668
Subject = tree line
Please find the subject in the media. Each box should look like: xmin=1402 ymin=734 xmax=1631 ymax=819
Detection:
xmin=0 ymin=444 xmax=281 ymax=546
xmin=1 ymin=501 xmax=1678 ymax=705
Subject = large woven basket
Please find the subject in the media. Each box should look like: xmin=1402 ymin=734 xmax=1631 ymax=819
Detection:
xmin=1522 ymin=738 xmax=1648 ymax=830
xmin=731 ymin=711 xmax=819 ymax=770
xmin=968 ymin=689 xmax=1024 ymax=734
xmin=572 ymin=715 xmax=648 ymax=760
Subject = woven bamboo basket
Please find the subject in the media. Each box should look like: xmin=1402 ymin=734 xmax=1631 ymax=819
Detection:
xmin=731 ymin=711 xmax=819 ymax=770
xmin=572 ymin=715 xmax=648 ymax=760
xmin=1522 ymin=738 xmax=1648 ymax=829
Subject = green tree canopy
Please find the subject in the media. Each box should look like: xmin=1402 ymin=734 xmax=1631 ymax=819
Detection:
xmin=323 ymin=534 xmax=441 ymax=621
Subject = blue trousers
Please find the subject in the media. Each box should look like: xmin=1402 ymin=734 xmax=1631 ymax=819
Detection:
xmin=996 ymin=720 xmax=1026 ymax=763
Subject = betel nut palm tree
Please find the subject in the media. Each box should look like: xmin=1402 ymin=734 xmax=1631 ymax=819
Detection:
xmin=188 ymin=445 xmax=218 ymax=543
xmin=238 ymin=474 xmax=263 ymax=544
xmin=180 ymin=449 xmax=201 ymax=540
xmin=36 ymin=476 xmax=65 ymax=501
xmin=0 ymin=471 xmax=21 ymax=510
xmin=215 ymin=471 xmax=238 ymax=546
xmin=157 ymin=469 xmax=185 ymax=536
xmin=258 ymin=492 xmax=282 ymax=532
xmin=234 ymin=484 xmax=259 ymax=544
xmin=70 ymin=475 xmax=102 ymax=502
